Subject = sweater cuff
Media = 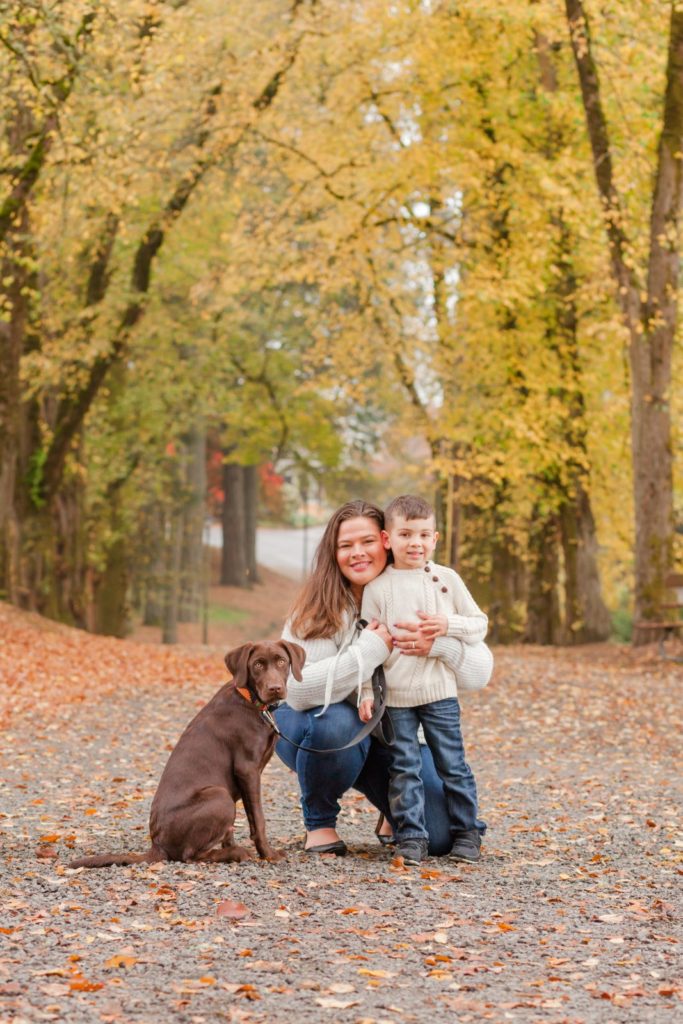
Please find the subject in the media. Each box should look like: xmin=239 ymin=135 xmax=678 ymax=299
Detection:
xmin=446 ymin=613 xmax=488 ymax=643
xmin=357 ymin=628 xmax=391 ymax=667
xmin=429 ymin=635 xmax=464 ymax=665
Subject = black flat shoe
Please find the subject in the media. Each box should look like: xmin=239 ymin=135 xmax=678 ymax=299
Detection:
xmin=375 ymin=813 xmax=395 ymax=847
xmin=303 ymin=839 xmax=347 ymax=856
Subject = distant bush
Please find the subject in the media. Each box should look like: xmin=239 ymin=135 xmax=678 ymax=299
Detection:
xmin=611 ymin=606 xmax=632 ymax=643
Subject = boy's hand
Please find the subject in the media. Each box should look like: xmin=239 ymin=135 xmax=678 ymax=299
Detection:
xmin=359 ymin=698 xmax=375 ymax=722
xmin=417 ymin=612 xmax=448 ymax=639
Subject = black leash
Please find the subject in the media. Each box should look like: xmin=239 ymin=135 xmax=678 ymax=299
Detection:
xmin=262 ymin=620 xmax=394 ymax=753
xmin=261 ymin=670 xmax=391 ymax=753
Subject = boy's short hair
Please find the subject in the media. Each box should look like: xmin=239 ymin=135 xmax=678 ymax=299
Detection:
xmin=384 ymin=494 xmax=435 ymax=528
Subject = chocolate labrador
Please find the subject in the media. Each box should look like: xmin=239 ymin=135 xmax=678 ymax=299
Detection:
xmin=68 ymin=640 xmax=305 ymax=868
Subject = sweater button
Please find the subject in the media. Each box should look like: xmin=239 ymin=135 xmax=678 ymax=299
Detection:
xmin=432 ymin=576 xmax=439 ymax=582
xmin=424 ymin=566 xmax=430 ymax=572
xmin=441 ymin=586 xmax=448 ymax=593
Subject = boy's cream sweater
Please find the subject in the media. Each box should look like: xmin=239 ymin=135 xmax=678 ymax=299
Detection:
xmin=360 ymin=562 xmax=489 ymax=707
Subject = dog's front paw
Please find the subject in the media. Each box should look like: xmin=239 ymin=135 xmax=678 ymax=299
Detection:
xmin=261 ymin=847 xmax=286 ymax=863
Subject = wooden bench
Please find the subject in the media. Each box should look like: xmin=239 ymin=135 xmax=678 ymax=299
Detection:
xmin=634 ymin=572 xmax=683 ymax=659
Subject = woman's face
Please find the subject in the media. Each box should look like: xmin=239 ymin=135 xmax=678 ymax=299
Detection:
xmin=336 ymin=516 xmax=387 ymax=597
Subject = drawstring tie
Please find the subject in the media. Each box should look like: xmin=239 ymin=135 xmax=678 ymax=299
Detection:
xmin=315 ymin=619 xmax=365 ymax=717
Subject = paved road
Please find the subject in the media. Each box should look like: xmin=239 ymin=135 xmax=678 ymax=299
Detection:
xmin=208 ymin=523 xmax=326 ymax=580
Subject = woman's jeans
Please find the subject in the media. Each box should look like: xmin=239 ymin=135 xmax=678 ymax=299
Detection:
xmin=385 ymin=698 xmax=482 ymax=843
xmin=274 ymin=700 xmax=485 ymax=857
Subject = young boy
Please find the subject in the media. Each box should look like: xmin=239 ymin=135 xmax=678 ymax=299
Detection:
xmin=359 ymin=494 xmax=490 ymax=865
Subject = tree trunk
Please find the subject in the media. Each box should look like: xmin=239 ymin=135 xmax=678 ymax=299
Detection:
xmin=221 ymin=461 xmax=249 ymax=587
xmin=179 ymin=427 xmax=207 ymax=621
xmin=244 ymin=463 xmax=260 ymax=584
xmin=94 ymin=534 xmax=130 ymax=637
xmin=141 ymin=506 xmax=165 ymax=627
xmin=486 ymin=535 xmax=526 ymax=645
xmin=162 ymin=509 xmax=183 ymax=644
xmin=525 ymin=511 xmax=562 ymax=645
xmin=560 ymin=486 xmax=612 ymax=643
xmin=565 ymin=0 xmax=683 ymax=639
xmin=0 ymin=236 xmax=25 ymax=605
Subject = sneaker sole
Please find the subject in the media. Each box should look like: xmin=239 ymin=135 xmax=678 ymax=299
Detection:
xmin=449 ymin=852 xmax=480 ymax=863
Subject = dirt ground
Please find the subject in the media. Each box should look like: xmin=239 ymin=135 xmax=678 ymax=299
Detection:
xmin=1 ymin=583 xmax=682 ymax=1024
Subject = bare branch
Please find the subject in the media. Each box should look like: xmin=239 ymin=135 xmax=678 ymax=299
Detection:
xmin=564 ymin=0 xmax=641 ymax=325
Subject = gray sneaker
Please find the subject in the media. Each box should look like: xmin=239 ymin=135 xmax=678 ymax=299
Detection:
xmin=396 ymin=838 xmax=429 ymax=865
xmin=449 ymin=829 xmax=481 ymax=863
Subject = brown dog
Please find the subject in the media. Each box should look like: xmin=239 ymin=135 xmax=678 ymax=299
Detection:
xmin=68 ymin=640 xmax=305 ymax=868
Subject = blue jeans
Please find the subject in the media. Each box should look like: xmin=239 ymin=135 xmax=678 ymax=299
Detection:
xmin=386 ymin=698 xmax=482 ymax=843
xmin=274 ymin=701 xmax=484 ymax=856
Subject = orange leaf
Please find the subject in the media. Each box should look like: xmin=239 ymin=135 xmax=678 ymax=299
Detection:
xmin=216 ymin=900 xmax=250 ymax=919
xmin=105 ymin=955 xmax=138 ymax=969
xmin=69 ymin=978 xmax=104 ymax=992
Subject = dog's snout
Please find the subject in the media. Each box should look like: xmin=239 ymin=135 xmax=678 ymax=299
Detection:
xmin=267 ymin=679 xmax=287 ymax=698
xmin=264 ymin=668 xmax=287 ymax=699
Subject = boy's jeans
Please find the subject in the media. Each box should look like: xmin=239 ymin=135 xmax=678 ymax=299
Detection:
xmin=386 ymin=697 xmax=482 ymax=842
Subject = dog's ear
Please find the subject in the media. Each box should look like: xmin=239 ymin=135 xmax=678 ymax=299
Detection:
xmin=277 ymin=641 xmax=306 ymax=681
xmin=225 ymin=643 xmax=254 ymax=688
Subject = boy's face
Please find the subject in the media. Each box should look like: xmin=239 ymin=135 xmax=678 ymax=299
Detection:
xmin=382 ymin=515 xmax=438 ymax=570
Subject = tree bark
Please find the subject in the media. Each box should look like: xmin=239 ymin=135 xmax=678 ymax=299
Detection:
xmin=560 ymin=486 xmax=611 ymax=643
xmin=565 ymin=0 xmax=683 ymax=638
xmin=94 ymin=534 xmax=130 ymax=637
xmin=534 ymin=27 xmax=610 ymax=643
xmin=162 ymin=509 xmax=183 ymax=644
xmin=525 ymin=511 xmax=562 ymax=645
xmin=244 ymin=463 xmax=260 ymax=584
xmin=486 ymin=533 xmax=526 ymax=645
xmin=179 ymin=427 xmax=207 ymax=621
xmin=221 ymin=462 xmax=249 ymax=587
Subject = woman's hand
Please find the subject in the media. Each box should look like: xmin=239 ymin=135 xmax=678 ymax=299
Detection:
xmin=392 ymin=618 xmax=434 ymax=656
xmin=364 ymin=619 xmax=393 ymax=651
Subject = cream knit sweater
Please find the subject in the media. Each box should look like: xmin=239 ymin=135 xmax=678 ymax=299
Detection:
xmin=282 ymin=588 xmax=492 ymax=715
xmin=360 ymin=562 xmax=490 ymax=707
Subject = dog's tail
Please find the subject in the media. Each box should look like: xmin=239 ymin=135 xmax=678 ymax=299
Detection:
xmin=68 ymin=848 xmax=165 ymax=869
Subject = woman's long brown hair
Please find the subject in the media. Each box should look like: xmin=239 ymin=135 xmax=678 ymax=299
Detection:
xmin=288 ymin=500 xmax=385 ymax=640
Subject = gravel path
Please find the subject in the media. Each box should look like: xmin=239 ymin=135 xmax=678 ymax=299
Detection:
xmin=1 ymin=644 xmax=682 ymax=1023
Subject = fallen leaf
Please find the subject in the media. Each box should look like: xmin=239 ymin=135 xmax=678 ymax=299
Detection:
xmin=216 ymin=900 xmax=250 ymax=920
xmin=315 ymin=997 xmax=359 ymax=1009
xmin=104 ymin=955 xmax=138 ymax=969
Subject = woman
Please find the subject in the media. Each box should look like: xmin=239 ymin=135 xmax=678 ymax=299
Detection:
xmin=274 ymin=499 xmax=493 ymax=856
